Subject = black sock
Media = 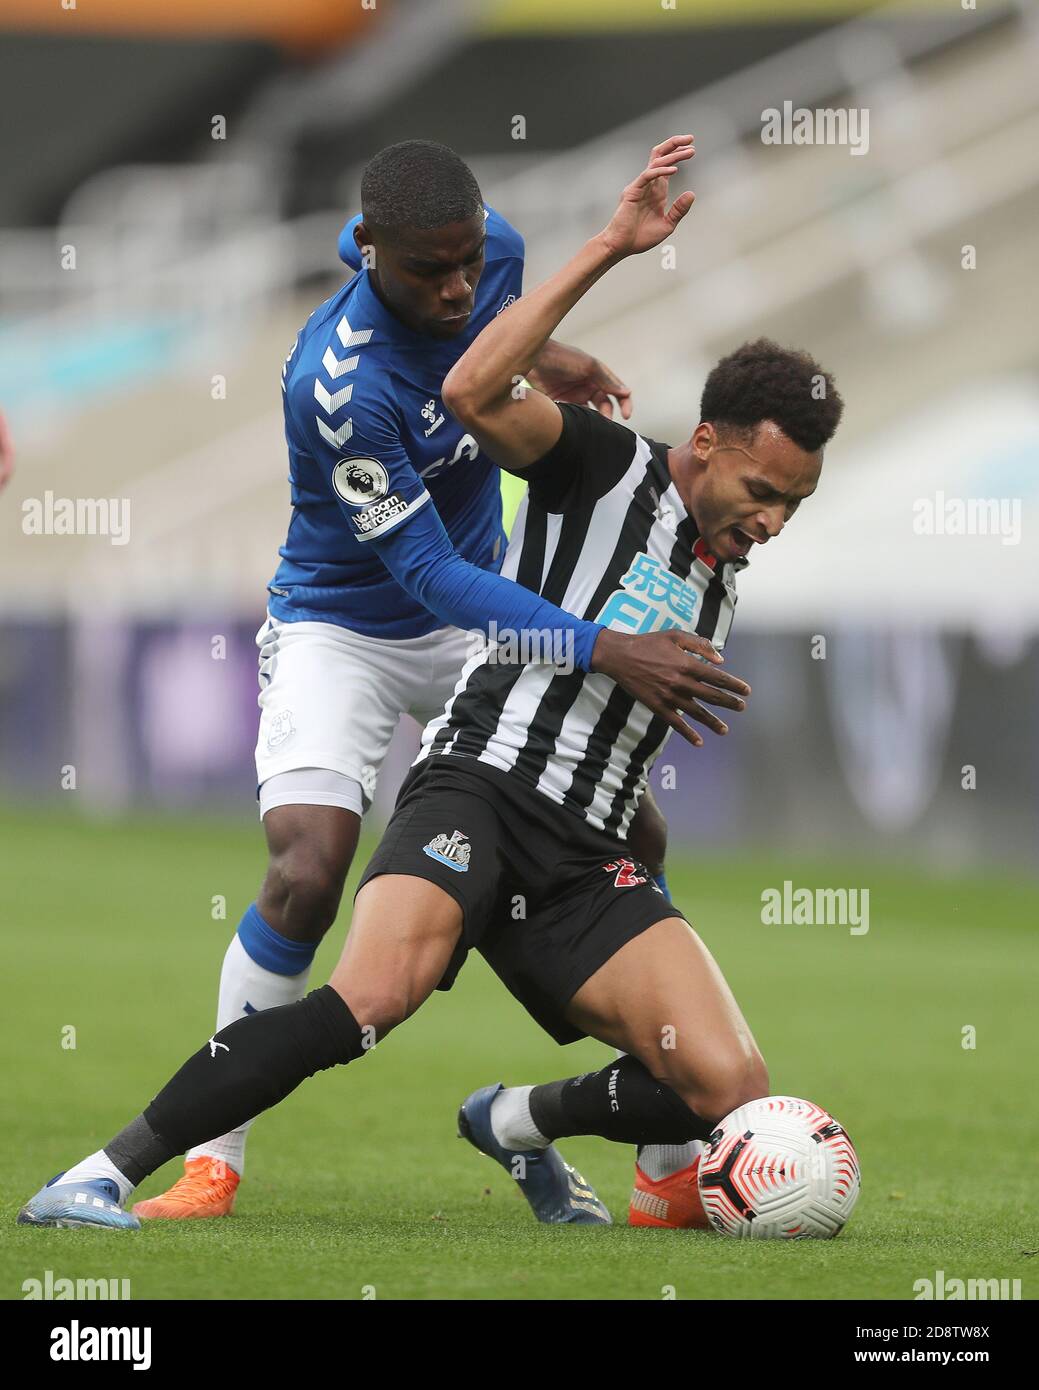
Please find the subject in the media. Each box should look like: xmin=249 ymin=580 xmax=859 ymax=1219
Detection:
xmin=104 ymin=985 xmax=365 ymax=1185
xmin=528 ymin=1055 xmax=712 ymax=1146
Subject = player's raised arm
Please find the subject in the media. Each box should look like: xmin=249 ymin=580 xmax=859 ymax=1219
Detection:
xmin=527 ymin=339 xmax=632 ymax=421
xmin=336 ymin=203 xmax=631 ymax=419
xmin=442 ymin=135 xmax=695 ymax=471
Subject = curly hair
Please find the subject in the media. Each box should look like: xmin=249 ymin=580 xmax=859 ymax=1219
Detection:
xmin=700 ymin=339 xmax=844 ymax=452
xmin=360 ymin=140 xmax=483 ymax=234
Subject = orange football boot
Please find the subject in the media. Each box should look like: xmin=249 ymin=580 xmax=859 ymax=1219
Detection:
xmin=628 ymin=1155 xmax=709 ymax=1229
xmin=132 ymin=1156 xmax=239 ymax=1220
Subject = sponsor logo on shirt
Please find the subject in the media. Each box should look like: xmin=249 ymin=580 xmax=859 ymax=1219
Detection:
xmin=420 ymin=399 xmax=445 ymax=437
xmin=596 ymin=551 xmax=700 ymax=635
xmin=332 ymin=457 xmax=389 ymax=506
xmin=351 ymin=492 xmax=410 ymax=536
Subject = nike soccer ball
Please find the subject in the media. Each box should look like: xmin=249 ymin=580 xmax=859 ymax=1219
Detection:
xmin=698 ymin=1095 xmax=860 ymax=1239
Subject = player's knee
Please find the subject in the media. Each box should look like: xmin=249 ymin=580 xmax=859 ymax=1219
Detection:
xmin=331 ymin=981 xmax=411 ymax=1042
xmin=693 ymin=1051 xmax=770 ymax=1124
xmin=263 ymin=847 xmax=347 ymax=942
xmin=723 ymin=1050 xmax=770 ymax=1114
xmin=662 ymin=1046 xmax=770 ymax=1126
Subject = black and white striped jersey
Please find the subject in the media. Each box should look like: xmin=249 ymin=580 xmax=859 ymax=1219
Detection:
xmin=415 ymin=403 xmax=747 ymax=835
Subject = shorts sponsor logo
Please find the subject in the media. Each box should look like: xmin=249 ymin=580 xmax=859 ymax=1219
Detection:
xmin=351 ymin=492 xmax=409 ymax=536
xmin=332 ymin=457 xmax=389 ymax=506
xmin=423 ymin=830 xmax=471 ymax=873
xmin=602 ymin=858 xmax=648 ymax=888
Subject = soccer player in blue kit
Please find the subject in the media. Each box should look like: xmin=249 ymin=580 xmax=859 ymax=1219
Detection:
xmin=130 ymin=141 xmax=696 ymax=1222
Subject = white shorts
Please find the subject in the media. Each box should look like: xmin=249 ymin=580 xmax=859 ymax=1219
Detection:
xmin=253 ymin=614 xmax=474 ymax=820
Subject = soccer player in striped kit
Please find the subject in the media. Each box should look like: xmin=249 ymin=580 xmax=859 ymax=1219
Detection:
xmin=20 ymin=135 xmax=843 ymax=1232
xmin=126 ymin=139 xmax=683 ymax=1223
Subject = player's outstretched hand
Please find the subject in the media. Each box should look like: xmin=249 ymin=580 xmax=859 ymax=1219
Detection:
xmin=591 ymin=627 xmax=750 ymax=749
xmin=529 ymin=341 xmax=633 ymax=420
xmin=599 ymin=135 xmax=696 ymax=261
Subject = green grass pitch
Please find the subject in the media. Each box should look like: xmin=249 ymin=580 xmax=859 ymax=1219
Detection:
xmin=1 ymin=804 xmax=1035 ymax=1300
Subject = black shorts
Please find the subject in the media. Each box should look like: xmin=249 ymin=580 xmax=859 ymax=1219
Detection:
xmin=356 ymin=756 xmax=685 ymax=1044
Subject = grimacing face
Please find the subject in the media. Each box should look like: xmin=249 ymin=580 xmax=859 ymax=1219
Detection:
xmin=687 ymin=419 xmax=823 ymax=563
xmin=354 ymin=213 xmax=487 ymax=339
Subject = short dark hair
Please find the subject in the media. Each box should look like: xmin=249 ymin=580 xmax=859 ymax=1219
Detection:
xmin=700 ymin=338 xmax=844 ymax=452
xmin=360 ymin=140 xmax=483 ymax=234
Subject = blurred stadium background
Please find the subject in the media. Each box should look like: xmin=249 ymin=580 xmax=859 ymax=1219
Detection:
xmin=2 ymin=0 xmax=1036 ymax=867
xmin=2 ymin=0 xmax=1038 ymax=1304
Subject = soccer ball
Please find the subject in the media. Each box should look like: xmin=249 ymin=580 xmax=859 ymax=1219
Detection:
xmin=698 ymin=1095 xmax=860 ymax=1239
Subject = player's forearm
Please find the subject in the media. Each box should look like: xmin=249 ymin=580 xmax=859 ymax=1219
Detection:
xmin=414 ymin=555 xmax=602 ymax=671
xmin=529 ymin=337 xmax=576 ymax=379
xmin=526 ymin=337 xmax=567 ymax=393
xmin=376 ymin=510 xmax=603 ymax=671
xmin=443 ymin=235 xmax=621 ymax=416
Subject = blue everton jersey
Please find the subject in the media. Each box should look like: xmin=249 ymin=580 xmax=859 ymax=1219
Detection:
xmin=270 ymin=208 xmax=524 ymax=639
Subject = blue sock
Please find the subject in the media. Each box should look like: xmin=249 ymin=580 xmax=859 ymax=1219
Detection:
xmin=236 ymin=902 xmax=317 ymax=976
xmin=654 ymin=872 xmax=672 ymax=904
